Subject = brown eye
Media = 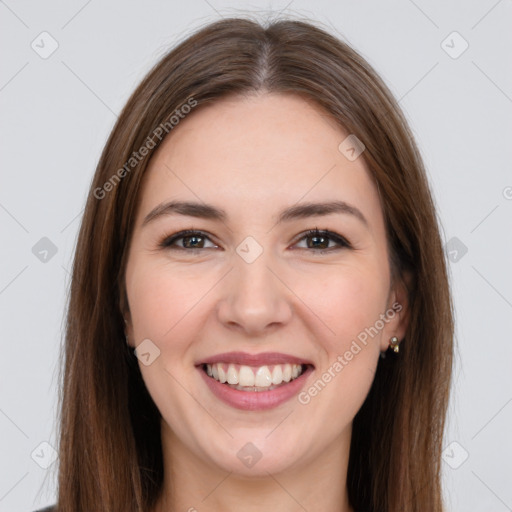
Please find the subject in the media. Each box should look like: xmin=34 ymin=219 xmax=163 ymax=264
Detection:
xmin=181 ymin=234 xmax=205 ymax=249
xmin=160 ymin=230 xmax=218 ymax=251
xmin=294 ymin=229 xmax=351 ymax=252
xmin=306 ymin=232 xmax=329 ymax=249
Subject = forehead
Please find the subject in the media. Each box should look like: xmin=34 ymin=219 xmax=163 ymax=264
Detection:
xmin=137 ymin=93 xmax=382 ymax=228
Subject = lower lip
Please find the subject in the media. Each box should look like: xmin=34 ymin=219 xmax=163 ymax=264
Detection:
xmin=198 ymin=365 xmax=314 ymax=411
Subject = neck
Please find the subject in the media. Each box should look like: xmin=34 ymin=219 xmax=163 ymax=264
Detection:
xmin=154 ymin=420 xmax=355 ymax=512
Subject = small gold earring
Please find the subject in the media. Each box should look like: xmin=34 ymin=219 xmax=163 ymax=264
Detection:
xmin=389 ymin=336 xmax=400 ymax=353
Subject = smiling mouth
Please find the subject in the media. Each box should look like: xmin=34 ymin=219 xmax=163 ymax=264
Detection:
xmin=201 ymin=362 xmax=311 ymax=392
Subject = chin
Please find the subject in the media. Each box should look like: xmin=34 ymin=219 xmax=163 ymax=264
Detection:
xmin=198 ymin=428 xmax=309 ymax=477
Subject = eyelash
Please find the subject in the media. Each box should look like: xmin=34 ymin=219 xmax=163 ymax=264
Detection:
xmin=158 ymin=228 xmax=352 ymax=254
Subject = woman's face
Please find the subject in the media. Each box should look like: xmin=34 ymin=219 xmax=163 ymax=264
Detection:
xmin=124 ymin=93 xmax=408 ymax=476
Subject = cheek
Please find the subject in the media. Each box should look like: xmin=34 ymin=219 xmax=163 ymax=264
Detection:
xmin=125 ymin=260 xmax=210 ymax=414
xmin=127 ymin=259 xmax=214 ymax=342
xmin=295 ymin=262 xmax=389 ymax=351
xmin=294 ymin=267 xmax=386 ymax=426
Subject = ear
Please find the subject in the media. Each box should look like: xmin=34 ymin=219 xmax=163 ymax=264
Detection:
xmin=380 ymin=270 xmax=412 ymax=353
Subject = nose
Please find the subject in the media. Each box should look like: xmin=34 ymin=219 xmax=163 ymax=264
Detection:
xmin=216 ymin=248 xmax=293 ymax=336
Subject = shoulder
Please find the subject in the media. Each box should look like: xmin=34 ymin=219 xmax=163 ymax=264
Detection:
xmin=33 ymin=506 xmax=56 ymax=512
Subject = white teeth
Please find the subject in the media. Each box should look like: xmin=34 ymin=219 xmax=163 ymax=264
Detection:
xmin=271 ymin=365 xmax=283 ymax=385
xmin=218 ymin=365 xmax=227 ymax=383
xmin=204 ymin=362 xmax=304 ymax=389
xmin=255 ymin=366 xmax=272 ymax=387
xmin=227 ymin=364 xmax=239 ymax=385
xmin=282 ymin=363 xmax=292 ymax=383
xmin=238 ymin=365 xmax=255 ymax=386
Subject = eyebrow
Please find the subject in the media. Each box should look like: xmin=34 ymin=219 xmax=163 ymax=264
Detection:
xmin=142 ymin=200 xmax=368 ymax=228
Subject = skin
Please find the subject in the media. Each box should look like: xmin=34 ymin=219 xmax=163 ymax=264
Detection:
xmin=124 ymin=92 xmax=409 ymax=512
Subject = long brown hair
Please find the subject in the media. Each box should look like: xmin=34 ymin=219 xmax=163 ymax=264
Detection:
xmin=56 ymin=16 xmax=454 ymax=512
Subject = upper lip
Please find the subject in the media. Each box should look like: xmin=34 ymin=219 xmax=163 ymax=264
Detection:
xmin=197 ymin=351 xmax=314 ymax=367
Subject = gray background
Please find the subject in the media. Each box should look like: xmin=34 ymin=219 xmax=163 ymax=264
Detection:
xmin=1 ymin=1 xmax=511 ymax=511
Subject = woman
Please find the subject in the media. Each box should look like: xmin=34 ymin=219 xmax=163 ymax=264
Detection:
xmin=38 ymin=16 xmax=453 ymax=512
